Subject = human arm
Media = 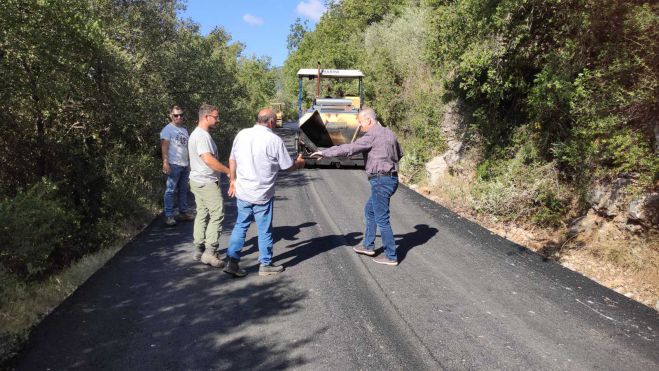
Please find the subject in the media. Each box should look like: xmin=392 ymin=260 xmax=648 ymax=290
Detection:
xmin=310 ymin=132 xmax=373 ymax=159
xmin=285 ymin=154 xmax=305 ymax=171
xmin=274 ymin=139 xmax=304 ymax=172
xmin=200 ymin=152 xmax=230 ymax=175
xmin=161 ymin=139 xmax=170 ymax=174
xmin=228 ymin=159 xmax=237 ymax=197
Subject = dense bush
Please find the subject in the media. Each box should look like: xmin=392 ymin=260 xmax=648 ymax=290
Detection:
xmin=471 ymin=126 xmax=567 ymax=227
xmin=0 ymin=180 xmax=79 ymax=280
xmin=425 ymin=0 xmax=658 ymax=189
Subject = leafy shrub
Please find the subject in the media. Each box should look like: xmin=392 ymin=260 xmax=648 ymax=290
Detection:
xmin=470 ymin=126 xmax=568 ymax=227
xmin=103 ymin=150 xmax=161 ymax=224
xmin=0 ymin=180 xmax=80 ymax=280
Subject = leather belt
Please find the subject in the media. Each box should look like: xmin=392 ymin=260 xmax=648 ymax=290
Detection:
xmin=367 ymin=171 xmax=398 ymax=180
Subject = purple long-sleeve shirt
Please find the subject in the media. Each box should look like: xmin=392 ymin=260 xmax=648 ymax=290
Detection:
xmin=321 ymin=123 xmax=403 ymax=175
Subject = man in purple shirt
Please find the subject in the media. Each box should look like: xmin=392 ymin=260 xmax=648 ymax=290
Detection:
xmin=311 ymin=107 xmax=404 ymax=266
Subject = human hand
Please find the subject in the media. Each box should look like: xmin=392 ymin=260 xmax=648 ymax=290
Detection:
xmin=228 ymin=180 xmax=235 ymax=198
xmin=162 ymin=162 xmax=170 ymax=174
xmin=310 ymin=151 xmax=323 ymax=159
xmin=294 ymin=154 xmax=305 ymax=169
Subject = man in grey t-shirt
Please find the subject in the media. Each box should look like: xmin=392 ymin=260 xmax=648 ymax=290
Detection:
xmin=188 ymin=103 xmax=231 ymax=268
xmin=160 ymin=105 xmax=192 ymax=226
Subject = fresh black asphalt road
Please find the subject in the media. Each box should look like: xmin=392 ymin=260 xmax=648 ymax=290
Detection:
xmin=16 ymin=123 xmax=659 ymax=370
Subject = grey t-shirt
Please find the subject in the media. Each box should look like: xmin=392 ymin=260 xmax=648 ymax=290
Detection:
xmin=188 ymin=127 xmax=219 ymax=184
xmin=159 ymin=123 xmax=189 ymax=166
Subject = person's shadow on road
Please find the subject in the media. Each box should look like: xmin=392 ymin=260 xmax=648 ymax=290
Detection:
xmin=275 ymin=232 xmax=362 ymax=267
xmin=394 ymin=224 xmax=438 ymax=263
xmin=241 ymin=222 xmax=317 ymax=256
xmin=238 ymin=223 xmax=436 ymax=266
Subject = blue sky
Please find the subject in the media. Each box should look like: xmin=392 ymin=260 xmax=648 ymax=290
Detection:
xmin=178 ymin=0 xmax=326 ymax=67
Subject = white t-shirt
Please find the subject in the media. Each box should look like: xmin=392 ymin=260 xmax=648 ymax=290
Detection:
xmin=160 ymin=123 xmax=189 ymax=166
xmin=230 ymin=124 xmax=294 ymax=204
xmin=188 ymin=127 xmax=219 ymax=184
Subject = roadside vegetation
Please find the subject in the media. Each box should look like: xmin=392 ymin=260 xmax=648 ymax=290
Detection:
xmin=0 ymin=0 xmax=275 ymax=363
xmin=1 ymin=0 xmax=657 ymax=364
xmin=283 ymin=0 xmax=658 ymax=306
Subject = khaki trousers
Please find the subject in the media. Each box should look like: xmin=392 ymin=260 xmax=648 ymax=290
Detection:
xmin=189 ymin=180 xmax=224 ymax=249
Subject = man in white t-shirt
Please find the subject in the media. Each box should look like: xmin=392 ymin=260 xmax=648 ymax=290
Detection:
xmin=188 ymin=103 xmax=231 ymax=268
xmin=223 ymin=108 xmax=305 ymax=277
xmin=160 ymin=105 xmax=193 ymax=226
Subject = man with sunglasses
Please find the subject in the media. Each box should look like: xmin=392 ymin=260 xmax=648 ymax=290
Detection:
xmin=160 ymin=105 xmax=194 ymax=226
xmin=188 ymin=103 xmax=231 ymax=268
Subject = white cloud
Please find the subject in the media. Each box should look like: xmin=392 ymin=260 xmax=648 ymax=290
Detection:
xmin=296 ymin=0 xmax=326 ymax=22
xmin=242 ymin=13 xmax=264 ymax=26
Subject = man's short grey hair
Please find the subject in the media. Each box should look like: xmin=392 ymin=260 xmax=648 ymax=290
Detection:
xmin=358 ymin=107 xmax=377 ymax=122
xmin=198 ymin=103 xmax=218 ymax=119
xmin=257 ymin=110 xmax=276 ymax=124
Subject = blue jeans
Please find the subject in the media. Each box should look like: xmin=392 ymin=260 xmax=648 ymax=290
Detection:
xmin=363 ymin=175 xmax=398 ymax=260
xmin=164 ymin=164 xmax=190 ymax=217
xmin=227 ymin=198 xmax=274 ymax=265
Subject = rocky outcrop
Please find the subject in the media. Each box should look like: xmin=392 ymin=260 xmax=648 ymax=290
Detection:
xmin=425 ymin=101 xmax=468 ymax=185
xmin=571 ymin=177 xmax=658 ymax=234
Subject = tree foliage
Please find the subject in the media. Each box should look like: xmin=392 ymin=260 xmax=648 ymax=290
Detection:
xmin=283 ymin=0 xmax=657 ymax=225
xmin=425 ymin=0 xmax=658 ymax=186
xmin=287 ymin=18 xmax=310 ymax=53
xmin=0 ymin=0 xmax=275 ymax=280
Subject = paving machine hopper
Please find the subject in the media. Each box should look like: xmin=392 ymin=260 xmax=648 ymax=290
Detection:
xmin=296 ymin=66 xmax=366 ymax=167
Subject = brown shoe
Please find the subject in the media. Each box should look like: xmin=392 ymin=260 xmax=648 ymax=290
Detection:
xmin=201 ymin=252 xmax=225 ymax=268
xmin=372 ymin=255 xmax=398 ymax=266
xmin=353 ymin=246 xmax=375 ymax=256
xmin=192 ymin=244 xmax=205 ymax=261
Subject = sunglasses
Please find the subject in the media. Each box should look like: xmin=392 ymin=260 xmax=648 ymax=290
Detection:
xmin=172 ymin=114 xmax=184 ymax=118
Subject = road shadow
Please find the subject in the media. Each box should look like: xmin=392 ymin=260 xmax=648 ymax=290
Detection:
xmin=15 ymin=202 xmax=314 ymax=370
xmin=275 ymin=170 xmax=311 ymax=190
xmin=275 ymin=232 xmax=363 ymax=268
xmin=394 ymin=224 xmax=438 ymax=263
xmin=239 ymin=222 xmax=317 ymax=257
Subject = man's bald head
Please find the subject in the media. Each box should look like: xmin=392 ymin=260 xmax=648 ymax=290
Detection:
xmin=257 ymin=108 xmax=276 ymax=125
xmin=357 ymin=107 xmax=376 ymax=122
xmin=357 ymin=107 xmax=379 ymax=132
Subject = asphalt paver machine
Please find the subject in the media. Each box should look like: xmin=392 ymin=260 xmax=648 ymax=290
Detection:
xmin=296 ymin=65 xmax=366 ymax=167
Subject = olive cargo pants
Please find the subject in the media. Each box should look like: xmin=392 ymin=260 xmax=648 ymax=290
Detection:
xmin=189 ymin=180 xmax=224 ymax=250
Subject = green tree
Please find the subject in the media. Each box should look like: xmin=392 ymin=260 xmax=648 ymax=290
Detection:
xmin=287 ymin=18 xmax=309 ymax=53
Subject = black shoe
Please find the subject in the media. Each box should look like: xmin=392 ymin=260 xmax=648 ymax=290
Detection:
xmin=259 ymin=263 xmax=284 ymax=276
xmin=223 ymin=258 xmax=247 ymax=277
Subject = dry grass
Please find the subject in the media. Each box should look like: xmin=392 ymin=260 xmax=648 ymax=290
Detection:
xmin=560 ymin=226 xmax=659 ymax=308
